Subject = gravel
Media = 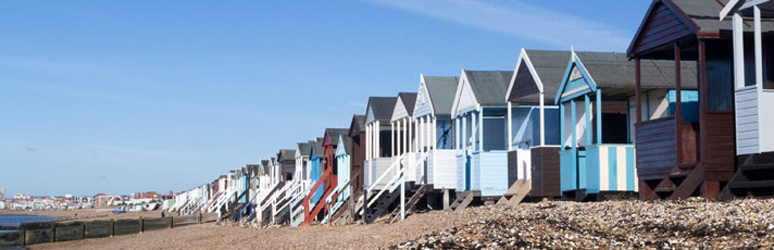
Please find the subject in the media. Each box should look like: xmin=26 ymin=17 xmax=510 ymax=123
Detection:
xmin=390 ymin=198 xmax=774 ymax=249
xmin=28 ymin=199 xmax=774 ymax=249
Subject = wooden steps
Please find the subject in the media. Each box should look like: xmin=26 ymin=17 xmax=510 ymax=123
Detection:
xmin=450 ymin=191 xmax=474 ymax=212
xmin=387 ymin=184 xmax=431 ymax=223
xmin=721 ymin=155 xmax=774 ymax=199
xmin=363 ymin=187 xmax=402 ymax=224
xmin=499 ymin=180 xmax=531 ymax=206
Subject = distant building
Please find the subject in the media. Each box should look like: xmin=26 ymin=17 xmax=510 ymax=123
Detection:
xmin=0 ymin=188 xmax=5 ymax=200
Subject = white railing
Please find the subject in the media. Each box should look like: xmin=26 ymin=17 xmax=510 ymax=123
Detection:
xmin=365 ymin=154 xmax=404 ymax=208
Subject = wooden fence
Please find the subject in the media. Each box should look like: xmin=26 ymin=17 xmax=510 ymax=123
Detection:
xmin=0 ymin=213 xmax=218 ymax=247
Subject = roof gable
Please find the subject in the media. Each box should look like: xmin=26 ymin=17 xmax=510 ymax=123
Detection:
xmin=324 ymin=128 xmax=349 ymax=147
xmin=365 ymin=97 xmax=397 ymax=124
xmin=451 ymin=71 xmax=478 ymax=116
xmin=628 ymin=0 xmax=697 ymax=56
xmin=414 ymin=78 xmax=434 ymax=118
xmin=335 ymin=135 xmax=351 ymax=156
xmin=348 ymin=115 xmax=365 ymax=138
xmin=506 ymin=50 xmax=570 ymax=104
xmin=554 ymin=51 xmax=699 ymax=104
xmin=391 ymin=93 xmax=417 ymax=122
xmin=418 ymin=76 xmax=458 ymax=118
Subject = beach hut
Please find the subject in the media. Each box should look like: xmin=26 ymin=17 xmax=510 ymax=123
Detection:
xmin=303 ymin=133 xmax=341 ymax=225
xmin=278 ymin=149 xmax=296 ymax=181
xmin=364 ymin=97 xmax=397 ymax=189
xmin=504 ymin=49 xmax=566 ymax=199
xmin=348 ymin=115 xmax=367 ymax=206
xmin=719 ymin=0 xmax=774 ymax=197
xmin=325 ymin=134 xmax=355 ymax=223
xmin=557 ymin=49 xmax=700 ymax=200
xmin=295 ymin=142 xmax=312 ymax=185
xmin=414 ymin=75 xmax=459 ymax=192
xmin=390 ymin=92 xmax=418 ymax=182
xmin=452 ymin=70 xmax=513 ymax=199
xmin=628 ymin=0 xmax=739 ymax=200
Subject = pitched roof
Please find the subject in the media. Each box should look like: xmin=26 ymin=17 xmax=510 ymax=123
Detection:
xmin=366 ymin=97 xmax=397 ymax=124
xmin=296 ymin=142 xmax=311 ymax=157
xmin=575 ymin=51 xmax=698 ymax=89
xmin=311 ymin=138 xmax=324 ymax=158
xmin=509 ymin=50 xmax=570 ymax=104
xmin=349 ymin=115 xmax=366 ymax=137
xmin=338 ymin=135 xmax=353 ymax=155
xmin=628 ymin=0 xmax=774 ymax=56
xmin=278 ymin=149 xmax=295 ymax=162
xmin=464 ymin=70 xmax=513 ymax=106
xmin=324 ymin=128 xmax=349 ymax=147
xmin=397 ymin=92 xmax=417 ymax=116
xmin=423 ymin=76 xmax=458 ymax=116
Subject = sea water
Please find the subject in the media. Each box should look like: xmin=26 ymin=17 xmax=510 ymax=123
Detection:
xmin=0 ymin=214 xmax=56 ymax=233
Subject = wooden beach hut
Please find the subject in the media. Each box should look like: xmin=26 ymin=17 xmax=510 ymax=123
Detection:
xmin=452 ymin=70 xmax=513 ymax=200
xmin=325 ymin=134 xmax=355 ymax=223
xmin=719 ymin=0 xmax=774 ymax=197
xmin=390 ymin=92 xmax=418 ymax=182
xmin=301 ymin=138 xmax=325 ymax=224
xmin=364 ymin=97 xmax=397 ymax=190
xmin=348 ymin=115 xmax=366 ymax=213
xmin=628 ymin=0 xmax=739 ymax=200
xmin=414 ymin=75 xmax=459 ymax=192
xmin=555 ymin=50 xmax=695 ymax=200
xmin=278 ymin=149 xmax=296 ymax=181
xmin=504 ymin=49 xmax=566 ymax=199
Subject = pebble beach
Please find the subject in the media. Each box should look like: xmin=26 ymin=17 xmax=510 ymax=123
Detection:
xmin=25 ymin=199 xmax=774 ymax=249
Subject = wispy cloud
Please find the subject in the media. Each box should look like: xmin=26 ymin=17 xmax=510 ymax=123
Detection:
xmin=367 ymin=0 xmax=631 ymax=51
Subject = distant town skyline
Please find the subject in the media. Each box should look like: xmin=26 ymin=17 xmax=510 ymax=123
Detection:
xmin=0 ymin=1 xmax=651 ymax=196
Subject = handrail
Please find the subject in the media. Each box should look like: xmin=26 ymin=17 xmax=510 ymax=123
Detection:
xmin=366 ymin=154 xmax=404 ymax=195
xmin=328 ymin=172 xmax=361 ymax=204
xmin=366 ymin=167 xmax=404 ymax=208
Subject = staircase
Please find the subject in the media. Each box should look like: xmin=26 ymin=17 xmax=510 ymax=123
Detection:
xmin=387 ymin=184 xmax=430 ymax=223
xmin=645 ymin=163 xmax=703 ymax=200
xmin=449 ymin=191 xmax=474 ymax=212
xmin=361 ymin=154 xmax=405 ymax=224
xmin=499 ymin=180 xmax=531 ymax=206
xmin=721 ymin=154 xmax=774 ymax=198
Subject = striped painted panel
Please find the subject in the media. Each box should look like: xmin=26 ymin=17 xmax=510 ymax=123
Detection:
xmin=428 ymin=150 xmax=457 ymax=189
xmin=596 ymin=145 xmax=637 ymax=192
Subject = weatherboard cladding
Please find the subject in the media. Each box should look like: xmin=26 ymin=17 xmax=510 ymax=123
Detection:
xmin=509 ymin=50 xmax=570 ymax=103
xmin=365 ymin=97 xmax=398 ymax=124
xmin=628 ymin=0 xmax=774 ymax=55
xmin=391 ymin=93 xmax=417 ymax=122
xmin=466 ymin=70 xmax=513 ymax=106
xmin=399 ymin=92 xmax=417 ymax=117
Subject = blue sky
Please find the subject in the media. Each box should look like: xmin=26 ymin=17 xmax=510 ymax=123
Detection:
xmin=0 ymin=0 xmax=651 ymax=196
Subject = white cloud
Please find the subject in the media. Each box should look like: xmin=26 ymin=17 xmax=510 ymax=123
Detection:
xmin=367 ymin=0 xmax=631 ymax=51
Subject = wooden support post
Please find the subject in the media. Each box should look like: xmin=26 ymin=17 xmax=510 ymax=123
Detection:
xmin=675 ymin=43 xmax=683 ymax=165
xmin=443 ymin=189 xmax=450 ymax=211
xmin=140 ymin=217 xmax=144 ymax=233
xmin=82 ymin=224 xmax=86 ymax=239
xmin=701 ymin=180 xmax=720 ymax=198
xmin=699 ymin=40 xmax=708 ymax=163
xmin=585 ymin=95 xmax=592 ymax=146
xmin=22 ymin=229 xmax=26 ymax=247
xmin=596 ymin=89 xmax=602 ymax=144
xmin=478 ymin=110 xmax=484 ymax=152
xmin=635 ymin=58 xmax=642 ymax=124
xmin=508 ymin=101 xmax=513 ymax=151
xmin=170 ymin=216 xmax=174 ymax=229
xmin=111 ymin=219 xmax=115 ymax=237
xmin=53 ymin=227 xmax=57 ymax=242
